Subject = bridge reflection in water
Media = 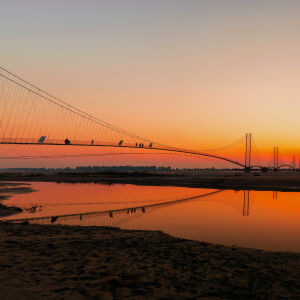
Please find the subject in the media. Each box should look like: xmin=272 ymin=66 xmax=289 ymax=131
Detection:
xmin=8 ymin=189 xmax=255 ymax=227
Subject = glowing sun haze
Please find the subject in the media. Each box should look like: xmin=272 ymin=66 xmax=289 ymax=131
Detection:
xmin=1 ymin=0 xmax=300 ymax=167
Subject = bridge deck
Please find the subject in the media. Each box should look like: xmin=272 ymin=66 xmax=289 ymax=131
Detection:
xmin=0 ymin=139 xmax=245 ymax=168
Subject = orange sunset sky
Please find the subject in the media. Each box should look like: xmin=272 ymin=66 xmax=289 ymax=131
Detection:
xmin=1 ymin=1 xmax=300 ymax=168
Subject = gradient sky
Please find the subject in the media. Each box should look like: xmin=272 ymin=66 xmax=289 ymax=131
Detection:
xmin=1 ymin=0 xmax=300 ymax=167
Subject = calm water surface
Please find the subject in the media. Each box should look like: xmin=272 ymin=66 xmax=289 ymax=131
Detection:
xmin=2 ymin=182 xmax=300 ymax=252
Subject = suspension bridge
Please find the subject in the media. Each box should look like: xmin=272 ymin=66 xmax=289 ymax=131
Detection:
xmin=4 ymin=189 xmax=255 ymax=226
xmin=0 ymin=66 xmax=296 ymax=170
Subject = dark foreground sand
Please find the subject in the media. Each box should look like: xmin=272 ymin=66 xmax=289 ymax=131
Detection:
xmin=0 ymin=222 xmax=299 ymax=299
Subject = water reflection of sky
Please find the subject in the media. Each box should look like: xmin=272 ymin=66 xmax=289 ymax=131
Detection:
xmin=2 ymin=182 xmax=300 ymax=252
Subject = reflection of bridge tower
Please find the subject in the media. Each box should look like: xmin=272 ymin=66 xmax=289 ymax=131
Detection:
xmin=274 ymin=146 xmax=279 ymax=171
xmin=243 ymin=190 xmax=250 ymax=216
xmin=244 ymin=133 xmax=252 ymax=172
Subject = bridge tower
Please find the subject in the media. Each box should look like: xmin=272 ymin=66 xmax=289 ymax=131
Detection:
xmin=244 ymin=133 xmax=252 ymax=172
xmin=274 ymin=146 xmax=279 ymax=171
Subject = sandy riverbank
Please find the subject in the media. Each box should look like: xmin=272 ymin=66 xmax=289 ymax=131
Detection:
xmin=0 ymin=222 xmax=299 ymax=299
xmin=2 ymin=171 xmax=300 ymax=191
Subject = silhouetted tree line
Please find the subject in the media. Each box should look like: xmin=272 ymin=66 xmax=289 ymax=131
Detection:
xmin=0 ymin=166 xmax=239 ymax=173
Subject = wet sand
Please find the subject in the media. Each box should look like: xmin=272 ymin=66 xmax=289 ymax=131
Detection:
xmin=2 ymin=171 xmax=300 ymax=191
xmin=0 ymin=222 xmax=299 ymax=299
xmin=0 ymin=182 xmax=34 ymax=217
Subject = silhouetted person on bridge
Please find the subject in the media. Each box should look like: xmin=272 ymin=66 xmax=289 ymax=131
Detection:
xmin=91 ymin=140 xmax=94 ymax=145
xmin=136 ymin=143 xmax=138 ymax=147
xmin=64 ymin=138 xmax=71 ymax=145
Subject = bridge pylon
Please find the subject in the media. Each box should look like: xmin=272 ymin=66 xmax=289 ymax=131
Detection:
xmin=244 ymin=133 xmax=252 ymax=172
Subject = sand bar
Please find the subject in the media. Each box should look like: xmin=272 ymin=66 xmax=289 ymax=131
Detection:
xmin=0 ymin=222 xmax=299 ymax=299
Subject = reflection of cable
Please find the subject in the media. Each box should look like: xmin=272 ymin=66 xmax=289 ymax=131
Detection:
xmin=7 ymin=190 xmax=222 ymax=222
xmin=8 ymin=192 xmax=202 ymax=207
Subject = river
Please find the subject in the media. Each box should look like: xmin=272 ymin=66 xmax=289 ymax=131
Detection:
xmin=1 ymin=182 xmax=299 ymax=252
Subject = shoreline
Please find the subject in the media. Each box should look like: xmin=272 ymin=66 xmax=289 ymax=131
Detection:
xmin=2 ymin=171 xmax=300 ymax=191
xmin=0 ymin=182 xmax=35 ymax=217
xmin=0 ymin=222 xmax=299 ymax=299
